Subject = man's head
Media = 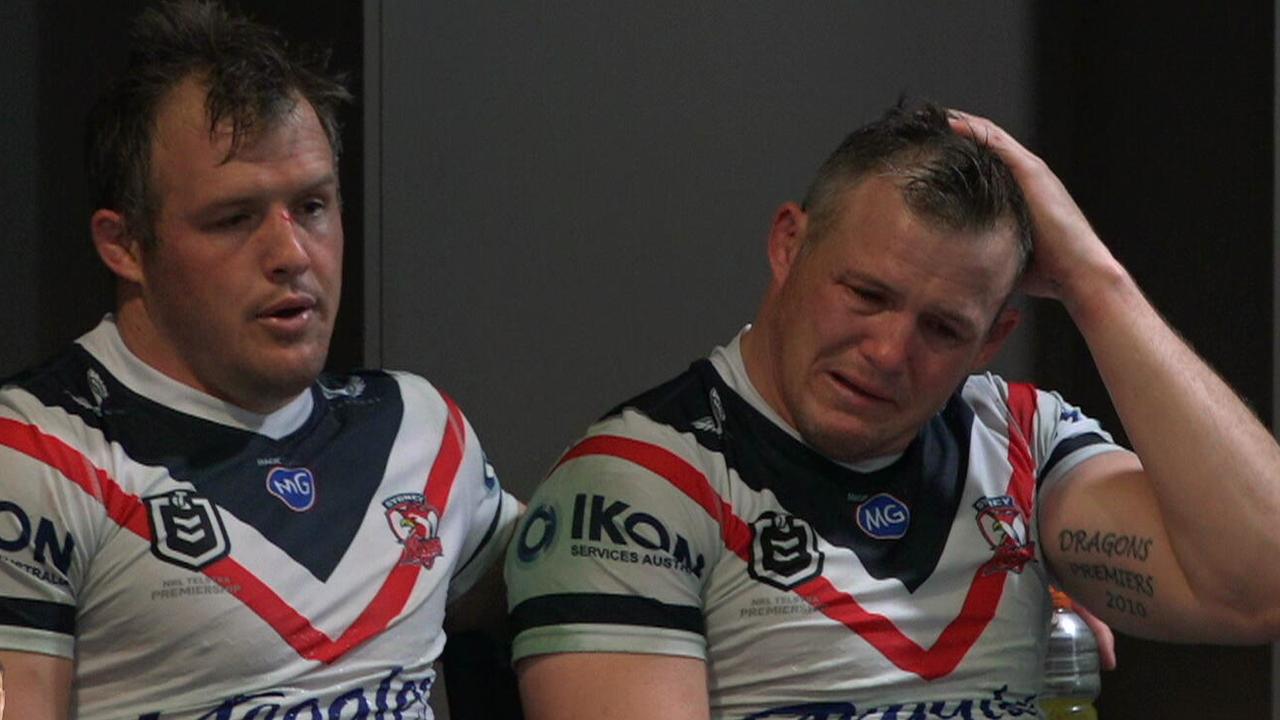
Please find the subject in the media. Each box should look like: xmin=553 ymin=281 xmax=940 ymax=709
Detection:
xmin=87 ymin=1 xmax=351 ymax=413
xmin=743 ymin=103 xmax=1030 ymax=462
xmin=800 ymin=102 xmax=1032 ymax=277
xmin=86 ymin=0 xmax=351 ymax=248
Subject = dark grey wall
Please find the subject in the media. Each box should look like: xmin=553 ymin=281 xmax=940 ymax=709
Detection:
xmin=0 ymin=2 xmax=44 ymax=376
xmin=374 ymin=2 xmax=1039 ymax=499
xmin=0 ymin=1 xmax=121 ymax=379
xmin=1034 ymin=4 xmax=1275 ymax=717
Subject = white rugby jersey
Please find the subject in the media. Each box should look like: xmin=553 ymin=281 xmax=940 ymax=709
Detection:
xmin=0 ymin=317 xmax=519 ymax=719
xmin=507 ymin=330 xmax=1124 ymax=719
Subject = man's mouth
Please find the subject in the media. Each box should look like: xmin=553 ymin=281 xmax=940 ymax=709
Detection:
xmin=257 ymin=295 xmax=319 ymax=332
xmin=828 ymin=371 xmax=894 ymax=405
xmin=261 ymin=295 xmax=316 ymax=317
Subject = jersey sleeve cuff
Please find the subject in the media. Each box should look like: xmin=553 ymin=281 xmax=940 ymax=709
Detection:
xmin=511 ymin=623 xmax=706 ymax=663
xmin=1038 ymin=444 xmax=1132 ymax=496
xmin=0 ymin=625 xmax=75 ymax=659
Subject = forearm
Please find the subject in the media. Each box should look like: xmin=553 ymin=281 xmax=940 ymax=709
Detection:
xmin=0 ymin=650 xmax=72 ymax=720
xmin=1065 ymin=265 xmax=1280 ymax=622
xmin=518 ymin=653 xmax=710 ymax=720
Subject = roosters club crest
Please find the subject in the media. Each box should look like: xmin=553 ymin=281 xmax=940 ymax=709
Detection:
xmin=383 ymin=493 xmax=444 ymax=568
xmin=974 ymin=495 xmax=1036 ymax=575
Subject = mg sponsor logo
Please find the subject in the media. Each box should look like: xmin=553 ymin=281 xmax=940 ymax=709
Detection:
xmin=570 ymin=493 xmax=705 ymax=578
xmin=265 ymin=466 xmax=316 ymax=512
xmin=748 ymin=511 xmax=823 ymax=591
xmin=855 ymin=493 xmax=910 ymax=540
xmin=144 ymin=490 xmax=231 ymax=572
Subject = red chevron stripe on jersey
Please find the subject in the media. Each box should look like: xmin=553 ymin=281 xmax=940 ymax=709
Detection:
xmin=0 ymin=391 xmax=467 ymax=664
xmin=1005 ymin=382 xmax=1038 ymax=518
xmin=557 ymin=384 xmax=1040 ymax=682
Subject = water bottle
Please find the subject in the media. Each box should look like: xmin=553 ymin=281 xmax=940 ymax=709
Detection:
xmin=1041 ymin=588 xmax=1101 ymax=719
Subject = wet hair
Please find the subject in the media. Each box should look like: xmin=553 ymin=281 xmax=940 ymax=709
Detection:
xmin=801 ymin=101 xmax=1033 ymax=275
xmin=84 ymin=0 xmax=352 ymax=246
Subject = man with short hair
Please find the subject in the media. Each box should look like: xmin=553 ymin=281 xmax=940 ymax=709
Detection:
xmin=505 ymin=104 xmax=1280 ymax=718
xmin=0 ymin=3 xmax=518 ymax=717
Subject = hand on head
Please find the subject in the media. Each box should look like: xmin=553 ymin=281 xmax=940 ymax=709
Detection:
xmin=946 ymin=110 xmax=1123 ymax=308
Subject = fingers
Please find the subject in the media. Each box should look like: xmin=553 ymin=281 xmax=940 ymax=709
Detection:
xmin=946 ymin=109 xmax=1038 ymax=172
xmin=1072 ymin=599 xmax=1119 ymax=671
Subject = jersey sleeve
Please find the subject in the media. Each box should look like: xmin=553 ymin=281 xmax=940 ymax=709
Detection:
xmin=505 ymin=423 xmax=719 ymax=663
xmin=971 ymin=374 xmax=1127 ymax=493
xmin=445 ymin=412 xmax=520 ymax=603
xmin=387 ymin=373 xmax=521 ymax=604
xmin=0 ymin=399 xmax=98 ymax=659
xmin=1027 ymin=385 xmax=1128 ymax=492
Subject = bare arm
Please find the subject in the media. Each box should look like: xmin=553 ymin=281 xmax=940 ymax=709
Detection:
xmin=517 ymin=653 xmax=710 ymax=720
xmin=954 ymin=111 xmax=1280 ymax=642
xmin=0 ymin=650 xmax=72 ymax=720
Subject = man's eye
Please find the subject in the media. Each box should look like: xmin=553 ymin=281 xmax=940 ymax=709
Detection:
xmin=847 ymin=285 xmax=884 ymax=306
xmin=299 ymin=199 xmax=326 ymax=217
xmin=212 ymin=213 xmax=251 ymax=230
xmin=924 ymin=318 xmax=963 ymax=343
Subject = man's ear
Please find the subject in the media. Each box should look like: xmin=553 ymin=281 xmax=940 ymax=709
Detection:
xmin=972 ymin=305 xmax=1021 ymax=370
xmin=767 ymin=202 xmax=809 ymax=286
xmin=91 ymin=209 xmax=145 ymax=284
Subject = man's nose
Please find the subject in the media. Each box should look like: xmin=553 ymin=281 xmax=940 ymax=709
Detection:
xmin=260 ymin=207 xmax=311 ymax=279
xmin=860 ymin=313 xmax=912 ymax=373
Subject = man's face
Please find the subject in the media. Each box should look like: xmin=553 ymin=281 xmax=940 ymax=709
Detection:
xmin=757 ymin=177 xmax=1020 ymax=462
xmin=130 ymin=78 xmax=343 ymax=411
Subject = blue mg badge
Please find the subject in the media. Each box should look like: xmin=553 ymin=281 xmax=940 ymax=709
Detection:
xmin=266 ymin=466 xmax=317 ymax=512
xmin=856 ymin=493 xmax=910 ymax=540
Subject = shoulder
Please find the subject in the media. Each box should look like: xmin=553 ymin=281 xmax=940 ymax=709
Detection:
xmin=317 ymin=368 xmax=462 ymax=427
xmin=961 ymin=372 xmax=1095 ymax=420
xmin=960 ymin=372 xmax=1021 ymax=405
xmin=0 ymin=343 xmax=116 ymax=466
xmin=2 ymin=343 xmax=103 ymax=420
xmin=569 ymin=362 xmax=720 ymax=474
xmin=961 ymin=372 xmax=1070 ymax=425
xmin=525 ymin=364 xmax=733 ymax=542
xmin=601 ymin=361 xmax=717 ymax=429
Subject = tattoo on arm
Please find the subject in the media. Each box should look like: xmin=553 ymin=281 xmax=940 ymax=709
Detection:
xmin=1059 ymin=527 xmax=1157 ymax=618
xmin=1059 ymin=528 xmax=1153 ymax=562
xmin=1105 ymin=589 xmax=1148 ymax=618
xmin=1065 ymin=562 xmax=1155 ymax=597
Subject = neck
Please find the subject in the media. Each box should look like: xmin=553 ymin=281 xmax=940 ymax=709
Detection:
xmin=113 ymin=297 xmax=294 ymax=415
xmin=739 ymin=318 xmax=793 ymax=429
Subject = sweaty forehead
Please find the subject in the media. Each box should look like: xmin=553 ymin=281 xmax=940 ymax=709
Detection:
xmin=833 ymin=180 xmax=1022 ymax=305
xmin=845 ymin=177 xmax=1021 ymax=262
xmin=152 ymin=77 xmax=318 ymax=163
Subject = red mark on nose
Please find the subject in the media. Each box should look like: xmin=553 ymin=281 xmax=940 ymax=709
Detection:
xmin=281 ymin=209 xmax=294 ymax=225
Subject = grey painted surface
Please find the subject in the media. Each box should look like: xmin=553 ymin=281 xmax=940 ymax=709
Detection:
xmin=374 ymin=2 xmax=1038 ymax=499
